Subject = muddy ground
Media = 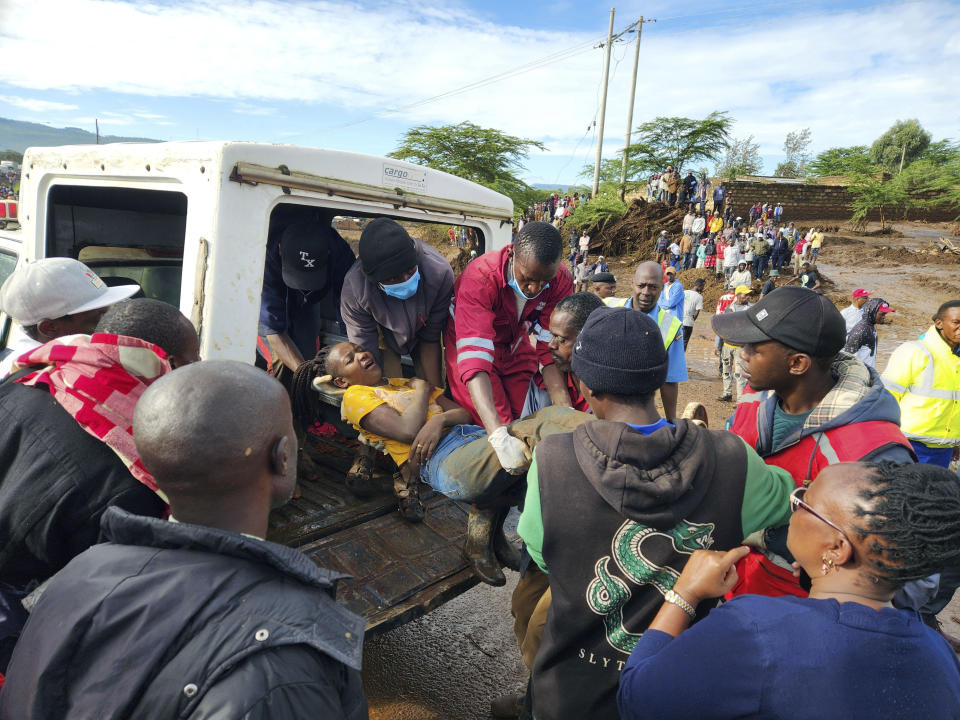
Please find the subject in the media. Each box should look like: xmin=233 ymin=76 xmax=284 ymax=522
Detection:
xmin=362 ymin=217 xmax=960 ymax=719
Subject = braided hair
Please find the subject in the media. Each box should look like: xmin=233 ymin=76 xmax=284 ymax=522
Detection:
xmin=851 ymin=461 xmax=960 ymax=586
xmin=290 ymin=345 xmax=334 ymax=431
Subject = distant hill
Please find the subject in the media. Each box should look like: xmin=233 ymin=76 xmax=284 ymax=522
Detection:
xmin=533 ymin=183 xmax=584 ymax=192
xmin=0 ymin=117 xmax=161 ymax=153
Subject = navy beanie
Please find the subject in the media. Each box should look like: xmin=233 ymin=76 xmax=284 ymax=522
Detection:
xmin=571 ymin=307 xmax=668 ymax=396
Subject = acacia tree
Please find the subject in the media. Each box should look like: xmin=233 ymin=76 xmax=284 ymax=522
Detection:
xmin=848 ymin=171 xmax=908 ymax=231
xmin=775 ymin=128 xmax=812 ymax=178
xmin=389 ymin=122 xmax=545 ymax=208
xmin=621 ymin=111 xmax=733 ymax=176
xmin=715 ymin=135 xmax=762 ymax=178
xmin=809 ymin=146 xmax=871 ymax=176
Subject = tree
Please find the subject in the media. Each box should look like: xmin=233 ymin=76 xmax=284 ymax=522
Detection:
xmin=389 ymin=122 xmax=545 ymax=210
xmin=808 ymin=146 xmax=871 ymax=176
xmin=621 ymin=111 xmax=733 ymax=176
xmin=775 ymin=128 xmax=812 ymax=178
xmin=715 ymin=135 xmax=762 ymax=178
xmin=0 ymin=150 xmax=23 ymax=164
xmin=869 ymin=119 xmax=931 ymax=173
xmin=848 ymin=171 xmax=908 ymax=231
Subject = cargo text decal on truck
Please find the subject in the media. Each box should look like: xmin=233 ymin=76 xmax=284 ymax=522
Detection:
xmin=0 ymin=141 xmax=514 ymax=634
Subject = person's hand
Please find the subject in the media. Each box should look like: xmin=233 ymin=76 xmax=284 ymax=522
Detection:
xmin=487 ymin=426 xmax=532 ymax=475
xmin=408 ymin=416 xmax=445 ymax=468
xmin=713 ymin=347 xmax=720 ymax=356
xmin=410 ymin=378 xmax=431 ymax=395
xmin=673 ymin=546 xmax=750 ymax=605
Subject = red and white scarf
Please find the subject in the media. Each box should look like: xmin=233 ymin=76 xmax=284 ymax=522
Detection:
xmin=12 ymin=333 xmax=171 ymax=501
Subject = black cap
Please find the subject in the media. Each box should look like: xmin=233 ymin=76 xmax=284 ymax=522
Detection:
xmin=359 ymin=218 xmax=418 ymax=283
xmin=572 ymin=307 xmax=668 ymax=395
xmin=591 ymin=271 xmax=616 ymax=284
xmin=711 ymin=286 xmax=846 ymax=356
xmin=280 ymin=221 xmax=332 ymax=291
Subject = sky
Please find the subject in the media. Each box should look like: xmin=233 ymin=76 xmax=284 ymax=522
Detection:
xmin=0 ymin=0 xmax=958 ymax=186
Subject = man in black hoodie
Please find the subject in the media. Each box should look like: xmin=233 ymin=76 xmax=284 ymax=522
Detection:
xmin=517 ymin=307 xmax=795 ymax=720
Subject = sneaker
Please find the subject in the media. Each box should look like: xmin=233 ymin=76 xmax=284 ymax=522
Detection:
xmin=717 ymin=394 xmax=732 ymax=402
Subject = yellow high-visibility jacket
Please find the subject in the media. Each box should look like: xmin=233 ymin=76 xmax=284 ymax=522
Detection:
xmin=882 ymin=326 xmax=960 ymax=447
xmin=602 ymin=298 xmax=682 ymax=348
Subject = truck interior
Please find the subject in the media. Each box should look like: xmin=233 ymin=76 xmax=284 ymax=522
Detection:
xmin=42 ymin=186 xmax=493 ymax=635
xmin=258 ymin=200 xmax=488 ymax=633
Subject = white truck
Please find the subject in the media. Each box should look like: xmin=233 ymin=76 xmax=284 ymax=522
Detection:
xmin=0 ymin=141 xmax=514 ymax=633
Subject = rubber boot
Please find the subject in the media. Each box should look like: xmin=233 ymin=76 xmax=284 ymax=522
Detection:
xmin=493 ymin=507 xmax=523 ymax=572
xmin=464 ymin=505 xmax=505 ymax=586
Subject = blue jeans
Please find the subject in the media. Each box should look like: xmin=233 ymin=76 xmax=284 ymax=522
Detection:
xmin=419 ymin=424 xmax=488 ymax=500
xmin=418 ymin=407 xmax=594 ymax=504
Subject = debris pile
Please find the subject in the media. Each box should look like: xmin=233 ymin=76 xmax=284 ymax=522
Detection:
xmin=586 ymin=200 xmax=685 ymax=257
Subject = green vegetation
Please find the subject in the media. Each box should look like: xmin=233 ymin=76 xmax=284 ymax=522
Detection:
xmin=844 ymin=121 xmax=960 ymax=225
xmin=389 ymin=122 xmax=545 ymax=215
xmin=774 ymin=128 xmax=812 ymax=178
xmin=808 ymin=146 xmax=871 ymax=176
xmin=869 ymin=119 xmax=931 ymax=173
xmin=716 ymin=135 xmax=762 ymax=178
xmin=0 ymin=150 xmax=23 ymax=164
xmin=563 ymin=190 xmax=626 ymax=236
xmin=581 ymin=111 xmax=733 ymax=192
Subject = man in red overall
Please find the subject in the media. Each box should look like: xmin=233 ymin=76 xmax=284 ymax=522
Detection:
xmin=444 ymin=221 xmax=573 ymax=475
xmin=712 ymin=286 xmax=914 ymax=598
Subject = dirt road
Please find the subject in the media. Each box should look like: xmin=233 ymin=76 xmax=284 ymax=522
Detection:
xmin=361 ymin=219 xmax=960 ymax=719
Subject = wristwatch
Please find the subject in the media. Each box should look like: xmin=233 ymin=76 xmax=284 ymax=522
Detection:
xmin=664 ymin=589 xmax=697 ymax=619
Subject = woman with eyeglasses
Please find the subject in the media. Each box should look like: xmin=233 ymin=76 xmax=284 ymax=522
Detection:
xmin=617 ymin=461 xmax=960 ymax=719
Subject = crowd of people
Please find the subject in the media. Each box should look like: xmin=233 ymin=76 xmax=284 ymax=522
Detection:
xmin=0 ymin=214 xmax=958 ymax=719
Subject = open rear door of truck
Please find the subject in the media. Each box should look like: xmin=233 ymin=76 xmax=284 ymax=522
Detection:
xmin=267 ymin=431 xmax=478 ymax=636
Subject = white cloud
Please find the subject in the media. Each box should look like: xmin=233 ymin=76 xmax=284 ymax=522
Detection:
xmin=0 ymin=0 xmax=957 ymax=165
xmin=6 ymin=96 xmax=78 ymax=112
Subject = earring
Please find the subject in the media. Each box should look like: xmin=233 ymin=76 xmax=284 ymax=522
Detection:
xmin=821 ymin=557 xmax=829 ymax=576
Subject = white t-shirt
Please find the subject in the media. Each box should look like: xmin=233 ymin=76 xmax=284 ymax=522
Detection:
xmin=579 ymin=234 xmax=590 ymax=253
xmin=840 ymin=304 xmax=863 ymax=334
xmin=682 ymin=290 xmax=704 ymax=327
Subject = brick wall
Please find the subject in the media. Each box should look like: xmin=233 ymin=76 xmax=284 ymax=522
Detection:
xmin=722 ymin=179 xmax=957 ymax=223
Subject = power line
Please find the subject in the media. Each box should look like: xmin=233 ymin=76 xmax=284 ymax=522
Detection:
xmin=321 ymin=17 xmax=645 ymax=132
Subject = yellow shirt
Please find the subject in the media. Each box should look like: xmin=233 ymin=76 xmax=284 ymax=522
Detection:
xmin=341 ymin=378 xmax=444 ymax=466
xmin=811 ymin=232 xmax=824 ymax=249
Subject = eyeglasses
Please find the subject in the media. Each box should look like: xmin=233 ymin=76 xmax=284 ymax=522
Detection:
xmin=790 ymin=486 xmax=851 ymax=545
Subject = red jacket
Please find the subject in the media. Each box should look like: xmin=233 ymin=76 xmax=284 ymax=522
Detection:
xmin=444 ymin=246 xmax=573 ymax=402
xmin=726 ymin=373 xmax=914 ymax=598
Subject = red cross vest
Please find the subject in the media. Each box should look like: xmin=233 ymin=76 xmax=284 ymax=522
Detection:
xmin=726 ymin=388 xmax=913 ymax=599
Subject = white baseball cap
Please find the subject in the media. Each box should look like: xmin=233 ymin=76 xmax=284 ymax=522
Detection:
xmin=0 ymin=257 xmax=139 ymax=326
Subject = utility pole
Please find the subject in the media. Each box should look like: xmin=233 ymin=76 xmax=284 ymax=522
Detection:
xmin=592 ymin=8 xmax=616 ymax=199
xmin=899 ymin=144 xmax=906 ymax=174
xmin=95 ymin=119 xmax=100 ymax=145
xmin=618 ymin=16 xmax=643 ymax=199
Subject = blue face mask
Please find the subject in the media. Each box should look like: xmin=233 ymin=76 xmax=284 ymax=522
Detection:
xmin=508 ymin=261 xmax=549 ymax=300
xmin=380 ymin=269 xmax=420 ymax=300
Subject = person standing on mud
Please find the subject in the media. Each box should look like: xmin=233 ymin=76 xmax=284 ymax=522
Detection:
xmin=518 ymin=307 xmax=795 ymax=720
xmin=711 ymin=287 xmax=915 ymax=600
xmin=692 ymin=211 xmax=706 ymax=239
xmin=810 ymin=228 xmax=825 ymax=261
xmin=604 ymin=262 xmax=686 ymax=420
xmin=682 ymin=278 xmax=705 ymax=349
xmin=843 ymin=298 xmax=893 ymax=368
xmin=715 ymin=285 xmax=752 ymax=402
xmin=841 ymin=288 xmax=873 ymax=334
